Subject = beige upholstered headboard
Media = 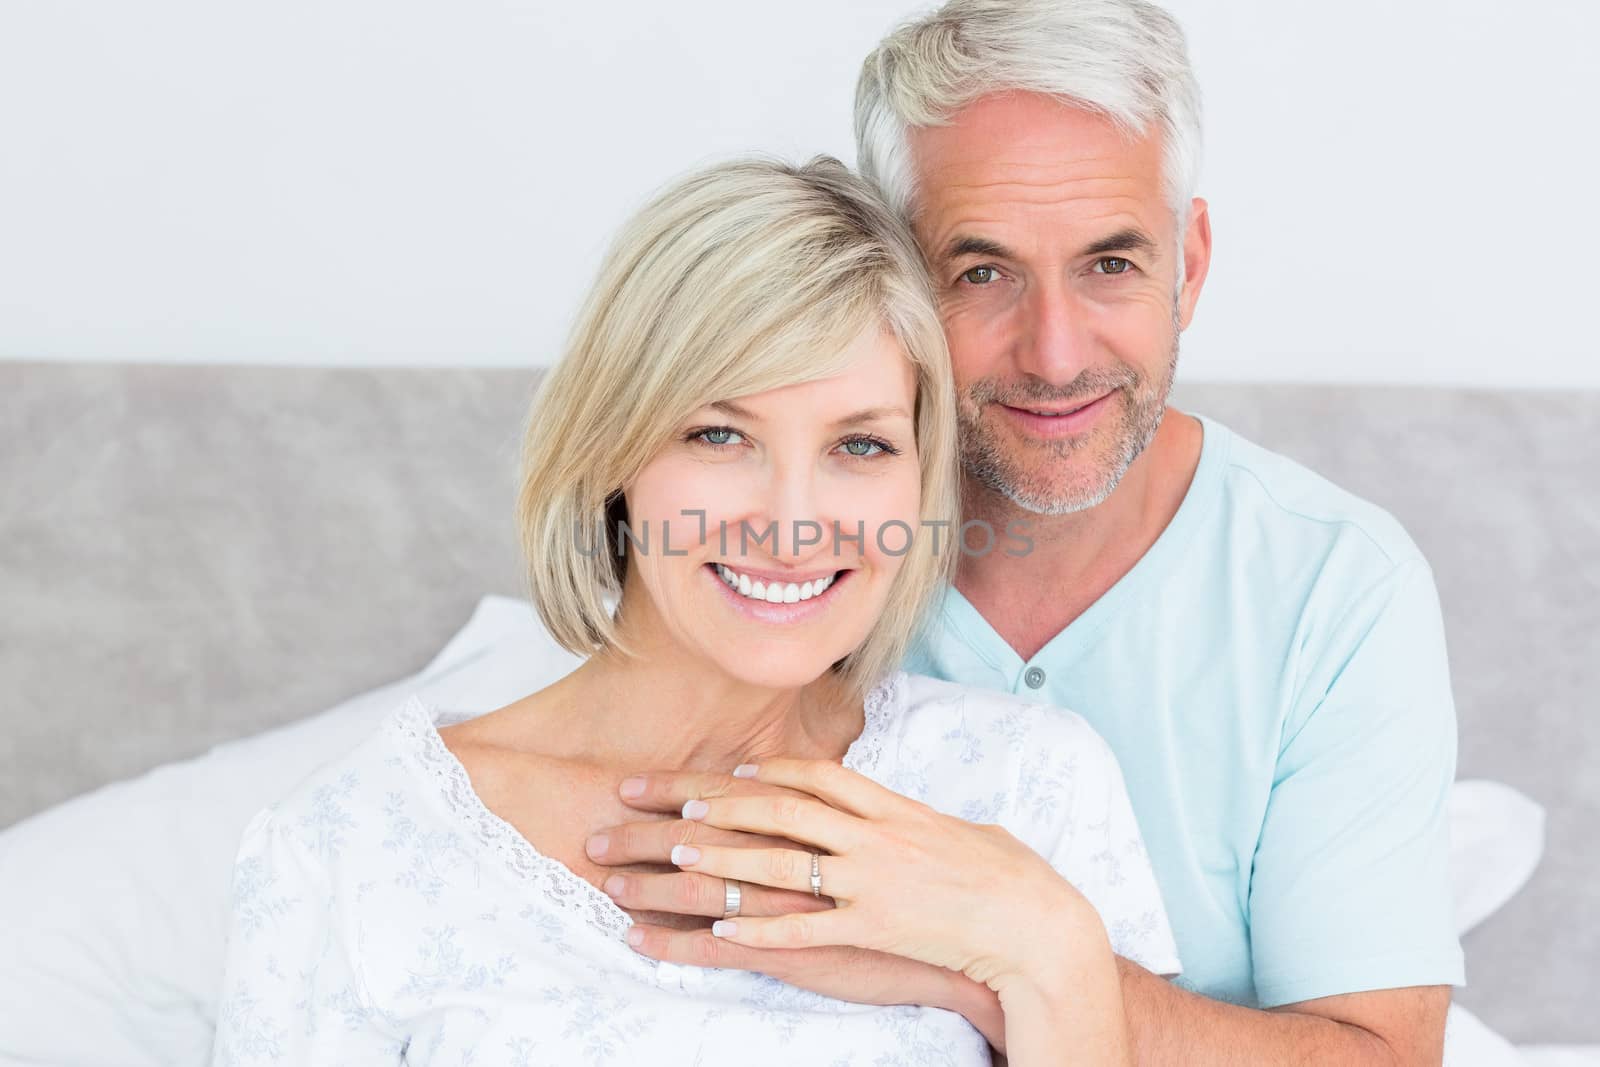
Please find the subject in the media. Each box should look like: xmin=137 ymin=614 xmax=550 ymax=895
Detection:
xmin=2 ymin=361 xmax=1595 ymax=1041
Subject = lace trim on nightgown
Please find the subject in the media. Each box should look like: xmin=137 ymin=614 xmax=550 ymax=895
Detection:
xmin=390 ymin=669 xmax=906 ymax=944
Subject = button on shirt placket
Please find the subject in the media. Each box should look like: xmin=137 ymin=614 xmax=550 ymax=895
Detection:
xmin=1023 ymin=666 xmax=1046 ymax=690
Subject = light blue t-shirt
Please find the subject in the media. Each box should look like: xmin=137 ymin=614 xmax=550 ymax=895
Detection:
xmin=905 ymin=413 xmax=1465 ymax=1009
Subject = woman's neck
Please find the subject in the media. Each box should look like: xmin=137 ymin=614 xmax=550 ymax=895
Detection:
xmin=522 ymin=606 xmax=865 ymax=775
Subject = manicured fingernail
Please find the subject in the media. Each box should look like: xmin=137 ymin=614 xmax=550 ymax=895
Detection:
xmin=619 ymin=776 xmax=646 ymax=798
xmin=732 ymin=764 xmax=758 ymax=778
xmin=603 ymin=875 xmax=625 ymax=896
xmin=712 ymin=920 xmax=737 ymax=937
xmin=682 ymin=799 xmax=709 ymax=820
xmin=585 ymin=834 xmax=609 ymax=858
xmin=670 ymin=844 xmax=701 ymax=865
xmin=626 ymin=927 xmax=644 ymax=947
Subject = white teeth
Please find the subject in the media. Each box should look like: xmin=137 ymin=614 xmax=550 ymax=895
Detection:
xmin=714 ymin=565 xmax=839 ymax=604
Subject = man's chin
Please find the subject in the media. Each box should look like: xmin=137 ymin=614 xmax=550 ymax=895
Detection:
xmin=1003 ymin=474 xmax=1121 ymax=515
xmin=966 ymin=452 xmax=1118 ymax=514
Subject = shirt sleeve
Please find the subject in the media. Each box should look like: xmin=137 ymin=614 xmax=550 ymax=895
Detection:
xmin=1248 ymin=558 xmax=1465 ymax=1008
xmin=211 ymin=808 xmax=405 ymax=1065
xmin=1050 ymin=719 xmax=1184 ymax=979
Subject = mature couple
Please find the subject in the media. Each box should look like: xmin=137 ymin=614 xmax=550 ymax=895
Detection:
xmin=213 ymin=0 xmax=1462 ymax=1063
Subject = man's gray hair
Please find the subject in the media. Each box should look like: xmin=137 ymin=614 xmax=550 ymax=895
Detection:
xmin=855 ymin=0 xmax=1203 ymax=230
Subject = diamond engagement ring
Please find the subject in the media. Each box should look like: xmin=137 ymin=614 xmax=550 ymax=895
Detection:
xmin=722 ymin=879 xmax=742 ymax=919
xmin=810 ymin=852 xmax=823 ymax=898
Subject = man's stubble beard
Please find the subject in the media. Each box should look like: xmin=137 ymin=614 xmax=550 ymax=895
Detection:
xmin=956 ymin=316 xmax=1181 ymax=517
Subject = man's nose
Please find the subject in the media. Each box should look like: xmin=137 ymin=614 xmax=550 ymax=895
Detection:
xmin=1014 ymin=282 xmax=1096 ymax=387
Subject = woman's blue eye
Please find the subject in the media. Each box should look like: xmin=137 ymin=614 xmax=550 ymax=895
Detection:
xmin=844 ymin=435 xmax=896 ymax=457
xmin=697 ymin=428 xmax=743 ymax=447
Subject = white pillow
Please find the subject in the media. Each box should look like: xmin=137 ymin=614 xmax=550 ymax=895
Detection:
xmin=0 ymin=595 xmax=573 ymax=1067
xmin=1445 ymin=1002 xmax=1530 ymax=1067
xmin=1449 ymin=779 xmax=1546 ymax=936
xmin=1439 ymin=779 xmax=1546 ymax=1066
xmin=0 ymin=601 xmax=1551 ymax=1067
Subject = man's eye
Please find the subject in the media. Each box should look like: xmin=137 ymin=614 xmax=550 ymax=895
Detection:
xmin=1094 ymin=257 xmax=1132 ymax=275
xmin=695 ymin=427 xmax=744 ymax=447
xmin=961 ymin=265 xmax=998 ymax=285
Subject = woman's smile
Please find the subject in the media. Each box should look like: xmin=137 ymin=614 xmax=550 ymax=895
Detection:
xmin=703 ymin=561 xmax=855 ymax=623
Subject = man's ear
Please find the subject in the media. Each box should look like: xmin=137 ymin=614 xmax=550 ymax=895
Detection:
xmin=1177 ymin=197 xmax=1212 ymax=331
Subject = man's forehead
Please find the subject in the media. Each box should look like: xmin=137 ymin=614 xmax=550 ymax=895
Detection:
xmin=906 ymin=91 xmax=1165 ymax=240
xmin=913 ymin=91 xmax=1125 ymax=153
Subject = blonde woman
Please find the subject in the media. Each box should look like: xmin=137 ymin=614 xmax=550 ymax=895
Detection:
xmin=210 ymin=157 xmax=1179 ymax=1066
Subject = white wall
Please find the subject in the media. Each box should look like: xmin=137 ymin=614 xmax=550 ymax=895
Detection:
xmin=1 ymin=1 xmax=1595 ymax=387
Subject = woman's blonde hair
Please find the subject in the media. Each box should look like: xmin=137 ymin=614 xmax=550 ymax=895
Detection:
xmin=516 ymin=155 xmax=958 ymax=698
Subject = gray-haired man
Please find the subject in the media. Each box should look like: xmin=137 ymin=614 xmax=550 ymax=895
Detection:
xmin=591 ymin=2 xmax=1461 ymax=1062
xmin=876 ymin=4 xmax=1465 ymax=1062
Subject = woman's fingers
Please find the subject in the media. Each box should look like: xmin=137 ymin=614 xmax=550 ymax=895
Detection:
xmin=615 ymin=769 xmax=814 ymax=813
xmin=600 ymin=869 xmax=830 ymax=918
xmin=585 ymin=818 xmax=794 ymax=865
xmin=733 ymin=758 xmax=912 ymax=821
xmin=625 ymin=910 xmax=869 ymax=956
xmin=708 ymin=906 xmax=870 ymax=951
xmin=671 ymin=843 xmax=855 ymax=901
xmin=681 ymin=793 xmax=866 ymax=855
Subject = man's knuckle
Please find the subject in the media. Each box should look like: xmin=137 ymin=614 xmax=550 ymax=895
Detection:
xmin=689 ymin=933 xmax=722 ymax=967
xmin=674 ymin=874 xmax=705 ymax=910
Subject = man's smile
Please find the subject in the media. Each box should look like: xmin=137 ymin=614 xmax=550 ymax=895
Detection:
xmin=997 ymin=389 xmax=1116 ymax=438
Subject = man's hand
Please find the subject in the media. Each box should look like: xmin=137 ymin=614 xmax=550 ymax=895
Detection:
xmin=584 ymin=771 xmax=1009 ymax=1051
xmin=587 ymin=760 xmax=1101 ymax=994
xmin=625 ymin=927 xmax=997 ymax=1029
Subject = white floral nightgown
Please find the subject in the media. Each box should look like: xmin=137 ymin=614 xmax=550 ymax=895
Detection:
xmin=211 ymin=670 xmax=1181 ymax=1065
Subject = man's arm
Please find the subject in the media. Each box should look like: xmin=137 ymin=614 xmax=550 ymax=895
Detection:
xmin=944 ymin=966 xmax=1449 ymax=1065
xmin=1117 ymin=959 xmax=1449 ymax=1066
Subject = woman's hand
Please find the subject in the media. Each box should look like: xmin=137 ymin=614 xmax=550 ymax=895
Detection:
xmin=587 ymin=759 xmax=1106 ymax=1001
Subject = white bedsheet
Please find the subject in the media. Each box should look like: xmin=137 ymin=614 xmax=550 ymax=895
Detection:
xmin=1519 ymin=1048 xmax=1600 ymax=1067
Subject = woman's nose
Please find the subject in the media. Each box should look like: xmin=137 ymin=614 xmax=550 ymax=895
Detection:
xmin=761 ymin=465 xmax=830 ymax=560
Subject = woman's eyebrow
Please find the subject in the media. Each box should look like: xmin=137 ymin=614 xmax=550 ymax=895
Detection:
xmin=709 ymin=399 xmax=757 ymax=420
xmin=706 ymin=401 xmax=910 ymax=428
xmin=829 ymin=405 xmax=911 ymax=428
